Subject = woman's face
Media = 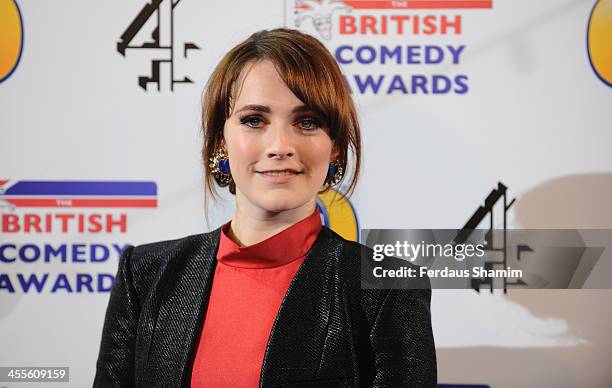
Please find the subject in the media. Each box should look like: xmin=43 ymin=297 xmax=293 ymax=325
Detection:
xmin=223 ymin=59 xmax=337 ymax=216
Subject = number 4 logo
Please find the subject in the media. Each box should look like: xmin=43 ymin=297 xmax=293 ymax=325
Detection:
xmin=117 ymin=0 xmax=200 ymax=91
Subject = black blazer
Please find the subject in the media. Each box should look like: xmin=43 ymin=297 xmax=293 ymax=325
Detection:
xmin=93 ymin=225 xmax=437 ymax=387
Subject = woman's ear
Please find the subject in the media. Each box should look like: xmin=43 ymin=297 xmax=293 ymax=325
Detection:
xmin=331 ymin=143 xmax=340 ymax=160
xmin=218 ymin=137 xmax=228 ymax=155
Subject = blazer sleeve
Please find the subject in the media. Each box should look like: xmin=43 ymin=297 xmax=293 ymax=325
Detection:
xmin=369 ymin=286 xmax=437 ymax=387
xmin=93 ymin=245 xmax=138 ymax=388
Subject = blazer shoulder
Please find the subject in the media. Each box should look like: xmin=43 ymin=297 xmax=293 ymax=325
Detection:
xmin=124 ymin=230 xmax=220 ymax=301
xmin=323 ymin=226 xmax=414 ymax=274
xmin=320 ymin=225 xmax=364 ymax=257
xmin=131 ymin=232 xmax=209 ymax=259
xmin=327 ymin=227 xmax=430 ymax=285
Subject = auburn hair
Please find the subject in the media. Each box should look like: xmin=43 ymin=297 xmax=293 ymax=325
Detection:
xmin=201 ymin=28 xmax=361 ymax=221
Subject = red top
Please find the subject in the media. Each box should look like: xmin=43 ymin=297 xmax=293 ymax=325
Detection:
xmin=190 ymin=210 xmax=323 ymax=387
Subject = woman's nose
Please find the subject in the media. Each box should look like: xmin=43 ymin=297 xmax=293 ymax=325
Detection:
xmin=265 ymin=124 xmax=295 ymax=159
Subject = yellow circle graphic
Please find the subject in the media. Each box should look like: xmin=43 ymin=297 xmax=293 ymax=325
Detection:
xmin=317 ymin=188 xmax=359 ymax=242
xmin=588 ymin=0 xmax=612 ymax=87
xmin=0 ymin=0 xmax=23 ymax=83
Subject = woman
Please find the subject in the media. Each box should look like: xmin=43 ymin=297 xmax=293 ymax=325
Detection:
xmin=94 ymin=28 xmax=436 ymax=387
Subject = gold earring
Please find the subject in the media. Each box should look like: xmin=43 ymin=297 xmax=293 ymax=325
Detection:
xmin=326 ymin=159 xmax=344 ymax=187
xmin=209 ymin=147 xmax=232 ymax=186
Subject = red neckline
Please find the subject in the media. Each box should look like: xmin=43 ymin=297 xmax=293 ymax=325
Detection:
xmin=217 ymin=210 xmax=323 ymax=269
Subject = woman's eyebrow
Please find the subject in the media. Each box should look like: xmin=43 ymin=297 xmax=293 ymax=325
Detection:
xmin=236 ymin=104 xmax=270 ymax=114
xmin=235 ymin=104 xmax=313 ymax=114
xmin=291 ymin=105 xmax=313 ymax=113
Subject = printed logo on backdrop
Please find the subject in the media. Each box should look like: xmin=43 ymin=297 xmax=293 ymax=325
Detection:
xmin=0 ymin=0 xmax=24 ymax=84
xmin=0 ymin=180 xmax=157 ymax=294
xmin=587 ymin=0 xmax=612 ymax=87
xmin=363 ymin=182 xmax=607 ymax=293
xmin=117 ymin=0 xmax=201 ymax=91
xmin=455 ymin=182 xmax=522 ymax=293
xmin=454 ymin=182 xmax=602 ymax=292
xmin=317 ymin=188 xmax=359 ymax=242
xmin=285 ymin=0 xmax=493 ymax=95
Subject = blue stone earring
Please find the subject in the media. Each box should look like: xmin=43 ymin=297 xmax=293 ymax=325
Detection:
xmin=209 ymin=147 xmax=232 ymax=186
xmin=326 ymin=159 xmax=344 ymax=186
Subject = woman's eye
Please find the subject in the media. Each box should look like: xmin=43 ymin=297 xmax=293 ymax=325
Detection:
xmin=299 ymin=118 xmax=320 ymax=130
xmin=240 ymin=116 xmax=321 ymax=130
xmin=241 ymin=116 xmax=263 ymax=128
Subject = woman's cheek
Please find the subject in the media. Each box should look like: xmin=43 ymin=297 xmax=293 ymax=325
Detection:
xmin=229 ymin=136 xmax=258 ymax=176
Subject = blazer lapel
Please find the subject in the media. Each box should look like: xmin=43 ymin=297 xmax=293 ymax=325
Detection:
xmin=138 ymin=228 xmax=221 ymax=387
xmin=259 ymin=226 xmax=342 ymax=386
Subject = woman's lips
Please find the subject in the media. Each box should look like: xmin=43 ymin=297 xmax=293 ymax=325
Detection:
xmin=257 ymin=170 xmax=301 ymax=183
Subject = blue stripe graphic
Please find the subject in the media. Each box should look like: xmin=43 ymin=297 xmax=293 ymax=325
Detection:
xmin=3 ymin=181 xmax=157 ymax=196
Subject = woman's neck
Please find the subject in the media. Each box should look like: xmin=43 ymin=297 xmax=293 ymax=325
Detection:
xmin=228 ymin=196 xmax=317 ymax=247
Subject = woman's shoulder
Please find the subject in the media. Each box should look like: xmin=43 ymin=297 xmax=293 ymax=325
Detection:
xmin=321 ymin=226 xmax=431 ymax=297
xmin=323 ymin=226 xmax=426 ymax=276
xmin=319 ymin=225 xmax=364 ymax=255
xmin=322 ymin=226 xmax=414 ymax=271
xmin=119 ymin=229 xmax=220 ymax=294
xmin=129 ymin=231 xmax=214 ymax=261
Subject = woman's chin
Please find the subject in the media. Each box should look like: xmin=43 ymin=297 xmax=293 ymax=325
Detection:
xmin=254 ymin=195 xmax=309 ymax=214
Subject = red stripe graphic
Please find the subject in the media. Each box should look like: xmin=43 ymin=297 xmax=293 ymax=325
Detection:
xmin=406 ymin=1 xmax=491 ymax=8
xmin=3 ymin=198 xmax=157 ymax=208
xmin=299 ymin=1 xmax=492 ymax=9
